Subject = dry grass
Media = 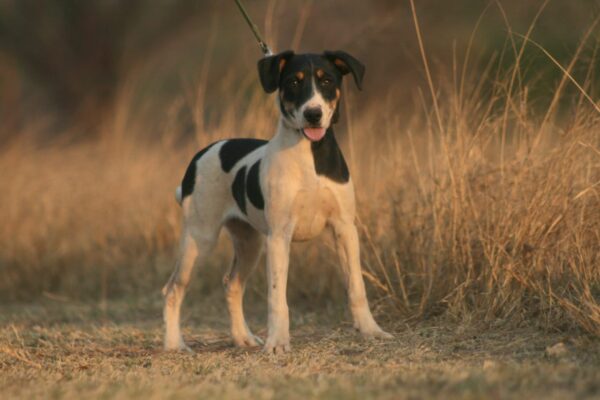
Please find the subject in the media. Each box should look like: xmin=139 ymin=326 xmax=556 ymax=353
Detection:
xmin=1 ymin=299 xmax=599 ymax=399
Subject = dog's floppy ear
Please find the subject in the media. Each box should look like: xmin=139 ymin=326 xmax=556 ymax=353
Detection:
xmin=324 ymin=50 xmax=365 ymax=90
xmin=257 ymin=50 xmax=294 ymax=93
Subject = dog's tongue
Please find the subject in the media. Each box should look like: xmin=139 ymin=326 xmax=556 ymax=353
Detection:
xmin=303 ymin=127 xmax=326 ymax=142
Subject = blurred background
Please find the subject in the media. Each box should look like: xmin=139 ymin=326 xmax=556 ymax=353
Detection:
xmin=1 ymin=0 xmax=598 ymax=140
xmin=0 ymin=0 xmax=599 ymax=335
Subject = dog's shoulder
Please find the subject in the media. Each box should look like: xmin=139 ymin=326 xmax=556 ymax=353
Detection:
xmin=218 ymin=138 xmax=268 ymax=172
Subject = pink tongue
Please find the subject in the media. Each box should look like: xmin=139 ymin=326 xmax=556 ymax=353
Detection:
xmin=303 ymin=127 xmax=326 ymax=141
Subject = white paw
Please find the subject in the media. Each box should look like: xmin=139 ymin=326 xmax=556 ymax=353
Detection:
xmin=354 ymin=315 xmax=394 ymax=340
xmin=361 ymin=328 xmax=394 ymax=340
xmin=263 ymin=336 xmax=291 ymax=354
xmin=164 ymin=338 xmax=194 ymax=353
xmin=233 ymin=332 xmax=264 ymax=348
xmin=357 ymin=322 xmax=394 ymax=340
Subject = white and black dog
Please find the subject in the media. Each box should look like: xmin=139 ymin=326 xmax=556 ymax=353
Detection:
xmin=163 ymin=50 xmax=392 ymax=354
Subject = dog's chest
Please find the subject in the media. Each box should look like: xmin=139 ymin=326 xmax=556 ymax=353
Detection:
xmin=256 ymin=129 xmax=353 ymax=241
xmin=289 ymin=179 xmax=338 ymax=241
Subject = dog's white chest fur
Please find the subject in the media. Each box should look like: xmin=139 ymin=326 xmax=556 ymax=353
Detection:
xmin=289 ymin=185 xmax=336 ymax=241
xmin=257 ymin=125 xmax=353 ymax=242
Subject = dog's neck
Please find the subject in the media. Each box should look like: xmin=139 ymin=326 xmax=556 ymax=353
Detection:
xmin=271 ymin=117 xmax=313 ymax=153
xmin=270 ymin=117 xmax=349 ymax=183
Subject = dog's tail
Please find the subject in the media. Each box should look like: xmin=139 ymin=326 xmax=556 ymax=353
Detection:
xmin=175 ymin=186 xmax=183 ymax=206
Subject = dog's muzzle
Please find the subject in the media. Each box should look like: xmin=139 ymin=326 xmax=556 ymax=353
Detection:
xmin=302 ymin=107 xmax=326 ymax=141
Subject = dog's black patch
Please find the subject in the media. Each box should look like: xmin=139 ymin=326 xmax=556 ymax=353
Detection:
xmin=231 ymin=166 xmax=247 ymax=214
xmin=246 ymin=160 xmax=264 ymax=210
xmin=219 ymin=139 xmax=267 ymax=173
xmin=311 ymin=128 xmax=349 ymax=183
xmin=181 ymin=142 xmax=217 ymax=200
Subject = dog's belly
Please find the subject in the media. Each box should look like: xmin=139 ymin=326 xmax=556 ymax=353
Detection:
xmin=290 ymin=187 xmax=338 ymax=241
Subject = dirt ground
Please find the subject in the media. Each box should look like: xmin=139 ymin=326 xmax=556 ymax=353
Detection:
xmin=1 ymin=296 xmax=598 ymax=400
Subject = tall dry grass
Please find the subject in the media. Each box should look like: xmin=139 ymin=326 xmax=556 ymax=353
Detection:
xmin=1 ymin=12 xmax=599 ymax=336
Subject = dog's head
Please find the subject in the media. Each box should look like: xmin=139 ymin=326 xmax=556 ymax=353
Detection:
xmin=258 ymin=51 xmax=364 ymax=142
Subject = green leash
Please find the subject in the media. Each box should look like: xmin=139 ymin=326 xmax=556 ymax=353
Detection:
xmin=233 ymin=0 xmax=272 ymax=56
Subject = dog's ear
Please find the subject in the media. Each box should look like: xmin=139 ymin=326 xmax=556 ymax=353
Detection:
xmin=257 ymin=50 xmax=294 ymax=93
xmin=324 ymin=50 xmax=365 ymax=90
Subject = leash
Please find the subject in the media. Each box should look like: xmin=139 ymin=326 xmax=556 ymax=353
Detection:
xmin=233 ymin=0 xmax=273 ymax=56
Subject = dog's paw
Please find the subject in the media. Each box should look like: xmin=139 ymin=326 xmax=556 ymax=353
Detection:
xmin=355 ymin=321 xmax=394 ymax=340
xmin=164 ymin=339 xmax=194 ymax=353
xmin=263 ymin=336 xmax=291 ymax=355
xmin=234 ymin=332 xmax=264 ymax=348
xmin=361 ymin=328 xmax=394 ymax=340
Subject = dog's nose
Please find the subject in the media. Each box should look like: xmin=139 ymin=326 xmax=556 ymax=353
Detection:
xmin=303 ymin=107 xmax=323 ymax=125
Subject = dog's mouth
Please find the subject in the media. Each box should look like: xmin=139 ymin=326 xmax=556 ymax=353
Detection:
xmin=302 ymin=127 xmax=327 ymax=142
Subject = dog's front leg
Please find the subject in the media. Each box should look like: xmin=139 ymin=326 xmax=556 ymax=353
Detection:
xmin=264 ymin=233 xmax=292 ymax=354
xmin=332 ymin=220 xmax=393 ymax=339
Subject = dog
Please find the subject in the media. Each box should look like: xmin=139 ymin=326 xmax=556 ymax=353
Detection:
xmin=162 ymin=50 xmax=392 ymax=354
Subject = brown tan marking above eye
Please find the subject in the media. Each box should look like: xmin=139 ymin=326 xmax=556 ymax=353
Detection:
xmin=316 ymin=69 xmax=324 ymax=78
xmin=279 ymin=59 xmax=287 ymax=72
xmin=295 ymin=71 xmax=304 ymax=80
xmin=333 ymin=59 xmax=347 ymax=69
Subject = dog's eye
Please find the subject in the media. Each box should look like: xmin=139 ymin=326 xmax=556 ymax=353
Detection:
xmin=321 ymin=78 xmax=332 ymax=87
xmin=289 ymin=79 xmax=299 ymax=88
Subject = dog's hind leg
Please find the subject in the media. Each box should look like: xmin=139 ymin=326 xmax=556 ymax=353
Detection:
xmin=223 ymin=219 xmax=265 ymax=347
xmin=162 ymin=225 xmax=218 ymax=352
